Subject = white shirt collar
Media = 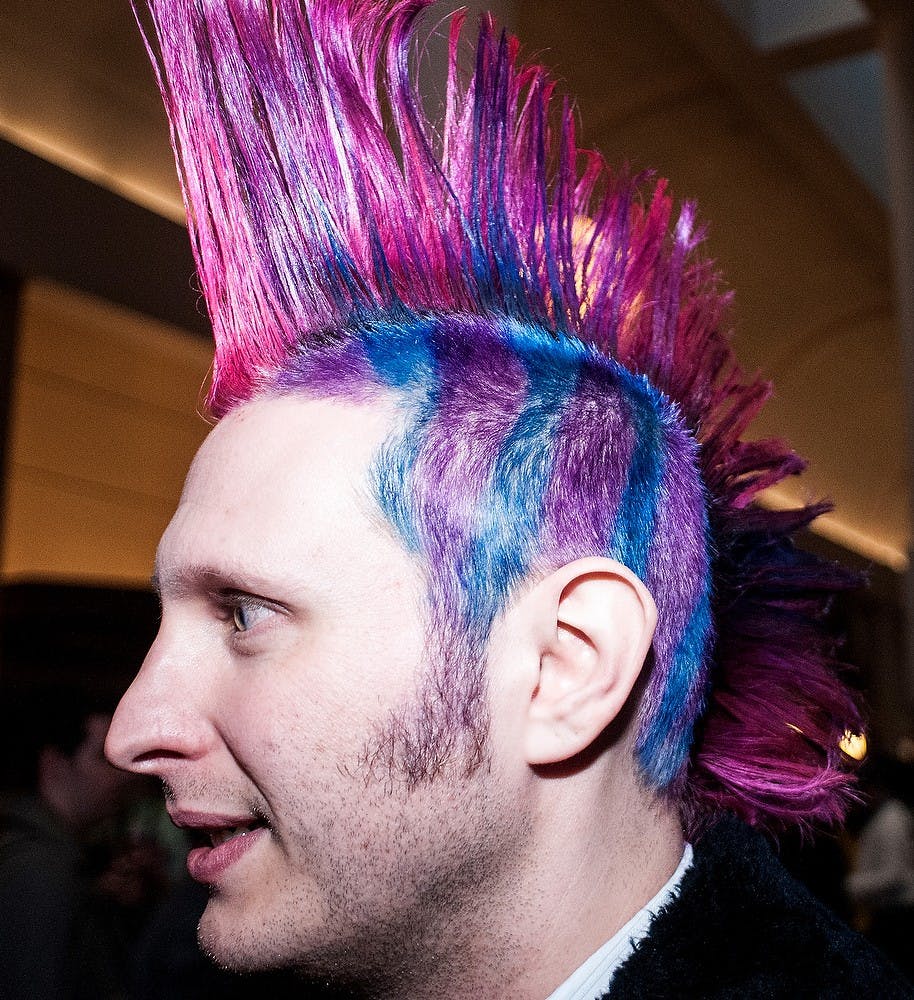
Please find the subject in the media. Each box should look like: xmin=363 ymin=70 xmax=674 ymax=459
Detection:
xmin=545 ymin=842 xmax=693 ymax=1000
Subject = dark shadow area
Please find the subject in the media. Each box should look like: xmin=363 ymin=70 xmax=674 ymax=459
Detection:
xmin=0 ymin=581 xmax=304 ymax=998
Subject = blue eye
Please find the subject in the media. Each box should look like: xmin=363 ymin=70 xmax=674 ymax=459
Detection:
xmin=231 ymin=600 xmax=273 ymax=632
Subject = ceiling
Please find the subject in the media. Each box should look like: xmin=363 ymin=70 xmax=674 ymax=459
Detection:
xmin=0 ymin=0 xmax=909 ymax=569
xmin=718 ymin=0 xmax=887 ymax=200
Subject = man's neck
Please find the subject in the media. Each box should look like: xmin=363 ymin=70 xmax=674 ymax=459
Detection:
xmin=504 ymin=791 xmax=685 ymax=1000
xmin=356 ymin=784 xmax=684 ymax=1000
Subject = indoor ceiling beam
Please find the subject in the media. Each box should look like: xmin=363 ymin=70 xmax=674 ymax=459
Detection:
xmin=644 ymin=0 xmax=889 ymax=271
xmin=0 ymin=139 xmax=207 ymax=337
xmin=763 ymin=22 xmax=877 ymax=75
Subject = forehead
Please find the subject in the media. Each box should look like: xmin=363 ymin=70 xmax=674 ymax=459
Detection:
xmin=156 ymin=393 xmax=401 ymax=592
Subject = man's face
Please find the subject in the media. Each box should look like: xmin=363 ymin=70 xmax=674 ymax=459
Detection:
xmin=105 ymin=393 xmax=526 ymax=979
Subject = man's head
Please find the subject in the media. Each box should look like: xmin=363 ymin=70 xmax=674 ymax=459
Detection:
xmin=106 ymin=388 xmax=660 ymax=981
xmin=2 ymin=686 xmax=127 ymax=829
xmin=107 ymin=0 xmax=864 ymax=983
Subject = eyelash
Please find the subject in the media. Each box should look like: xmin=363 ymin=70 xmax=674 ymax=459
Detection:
xmin=216 ymin=592 xmax=276 ymax=636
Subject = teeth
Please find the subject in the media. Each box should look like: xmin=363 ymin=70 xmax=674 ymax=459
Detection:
xmin=208 ymin=825 xmax=252 ymax=847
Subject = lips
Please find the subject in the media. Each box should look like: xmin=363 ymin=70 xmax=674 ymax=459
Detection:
xmin=168 ymin=808 xmax=270 ymax=884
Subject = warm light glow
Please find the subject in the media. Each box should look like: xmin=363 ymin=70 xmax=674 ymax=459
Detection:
xmin=760 ymin=485 xmax=909 ymax=572
xmin=838 ymin=730 xmax=867 ymax=762
xmin=785 ymin=724 xmax=868 ymax=762
xmin=0 ymin=122 xmax=186 ymax=224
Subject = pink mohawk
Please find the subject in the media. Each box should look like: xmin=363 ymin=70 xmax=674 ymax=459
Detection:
xmin=140 ymin=1 xmax=727 ymax=414
xmin=139 ymin=0 xmax=864 ymax=832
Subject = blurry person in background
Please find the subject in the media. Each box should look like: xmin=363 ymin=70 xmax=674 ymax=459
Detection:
xmin=847 ymin=752 xmax=914 ymax=977
xmin=105 ymin=0 xmax=914 ymax=996
xmin=0 ymin=687 xmax=133 ymax=999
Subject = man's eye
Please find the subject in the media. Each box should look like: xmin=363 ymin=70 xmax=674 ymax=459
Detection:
xmin=231 ymin=600 xmax=273 ymax=632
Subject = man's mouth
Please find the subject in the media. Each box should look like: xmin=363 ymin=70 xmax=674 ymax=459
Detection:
xmin=172 ymin=810 xmax=271 ymax=883
xmin=199 ymin=821 xmax=267 ymax=848
xmin=168 ymin=808 xmax=271 ymax=847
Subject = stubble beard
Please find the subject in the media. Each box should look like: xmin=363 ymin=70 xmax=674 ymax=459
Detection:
xmin=198 ymin=758 xmax=519 ymax=999
xmin=196 ymin=668 xmax=526 ymax=998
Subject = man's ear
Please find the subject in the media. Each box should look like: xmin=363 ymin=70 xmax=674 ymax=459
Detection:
xmin=523 ymin=557 xmax=657 ymax=767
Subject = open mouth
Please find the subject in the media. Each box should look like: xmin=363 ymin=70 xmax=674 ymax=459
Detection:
xmin=192 ymin=819 xmax=268 ymax=849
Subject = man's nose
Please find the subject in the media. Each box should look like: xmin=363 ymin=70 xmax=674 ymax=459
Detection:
xmin=105 ymin=628 xmax=212 ymax=774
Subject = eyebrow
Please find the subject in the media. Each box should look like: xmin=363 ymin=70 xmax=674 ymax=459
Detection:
xmin=151 ymin=561 xmax=265 ymax=600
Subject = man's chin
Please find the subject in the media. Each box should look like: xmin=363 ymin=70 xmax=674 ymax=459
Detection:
xmin=197 ymin=897 xmax=336 ymax=981
xmin=196 ymin=889 xmax=404 ymax=994
xmin=197 ymin=903 xmax=281 ymax=973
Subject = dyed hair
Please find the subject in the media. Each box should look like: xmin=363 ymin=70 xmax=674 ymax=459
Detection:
xmin=139 ymin=0 xmax=862 ymax=831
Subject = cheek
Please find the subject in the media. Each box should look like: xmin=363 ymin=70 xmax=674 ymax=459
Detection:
xmin=218 ymin=659 xmax=384 ymax=772
xmin=215 ymin=606 xmax=429 ymax=770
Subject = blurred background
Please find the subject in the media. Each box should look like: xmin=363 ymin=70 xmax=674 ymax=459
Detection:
xmin=1 ymin=0 xmax=913 ymax=990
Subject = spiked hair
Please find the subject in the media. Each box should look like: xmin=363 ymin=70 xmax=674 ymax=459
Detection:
xmin=140 ymin=0 xmax=862 ymax=831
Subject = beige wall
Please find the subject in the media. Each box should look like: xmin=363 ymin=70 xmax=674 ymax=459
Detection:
xmin=2 ymin=280 xmax=212 ymax=585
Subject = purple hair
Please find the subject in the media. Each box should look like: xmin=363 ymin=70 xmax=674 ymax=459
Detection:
xmin=139 ymin=0 xmax=863 ymax=831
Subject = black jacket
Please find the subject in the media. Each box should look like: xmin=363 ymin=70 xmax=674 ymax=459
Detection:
xmin=604 ymin=817 xmax=914 ymax=998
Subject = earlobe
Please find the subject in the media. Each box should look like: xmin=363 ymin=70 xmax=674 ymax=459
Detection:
xmin=524 ymin=558 xmax=657 ymax=766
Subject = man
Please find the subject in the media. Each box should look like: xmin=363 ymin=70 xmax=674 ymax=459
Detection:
xmin=1 ymin=688 xmax=131 ymax=999
xmin=105 ymin=0 xmax=912 ymax=995
xmin=845 ymin=754 xmax=914 ymax=978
